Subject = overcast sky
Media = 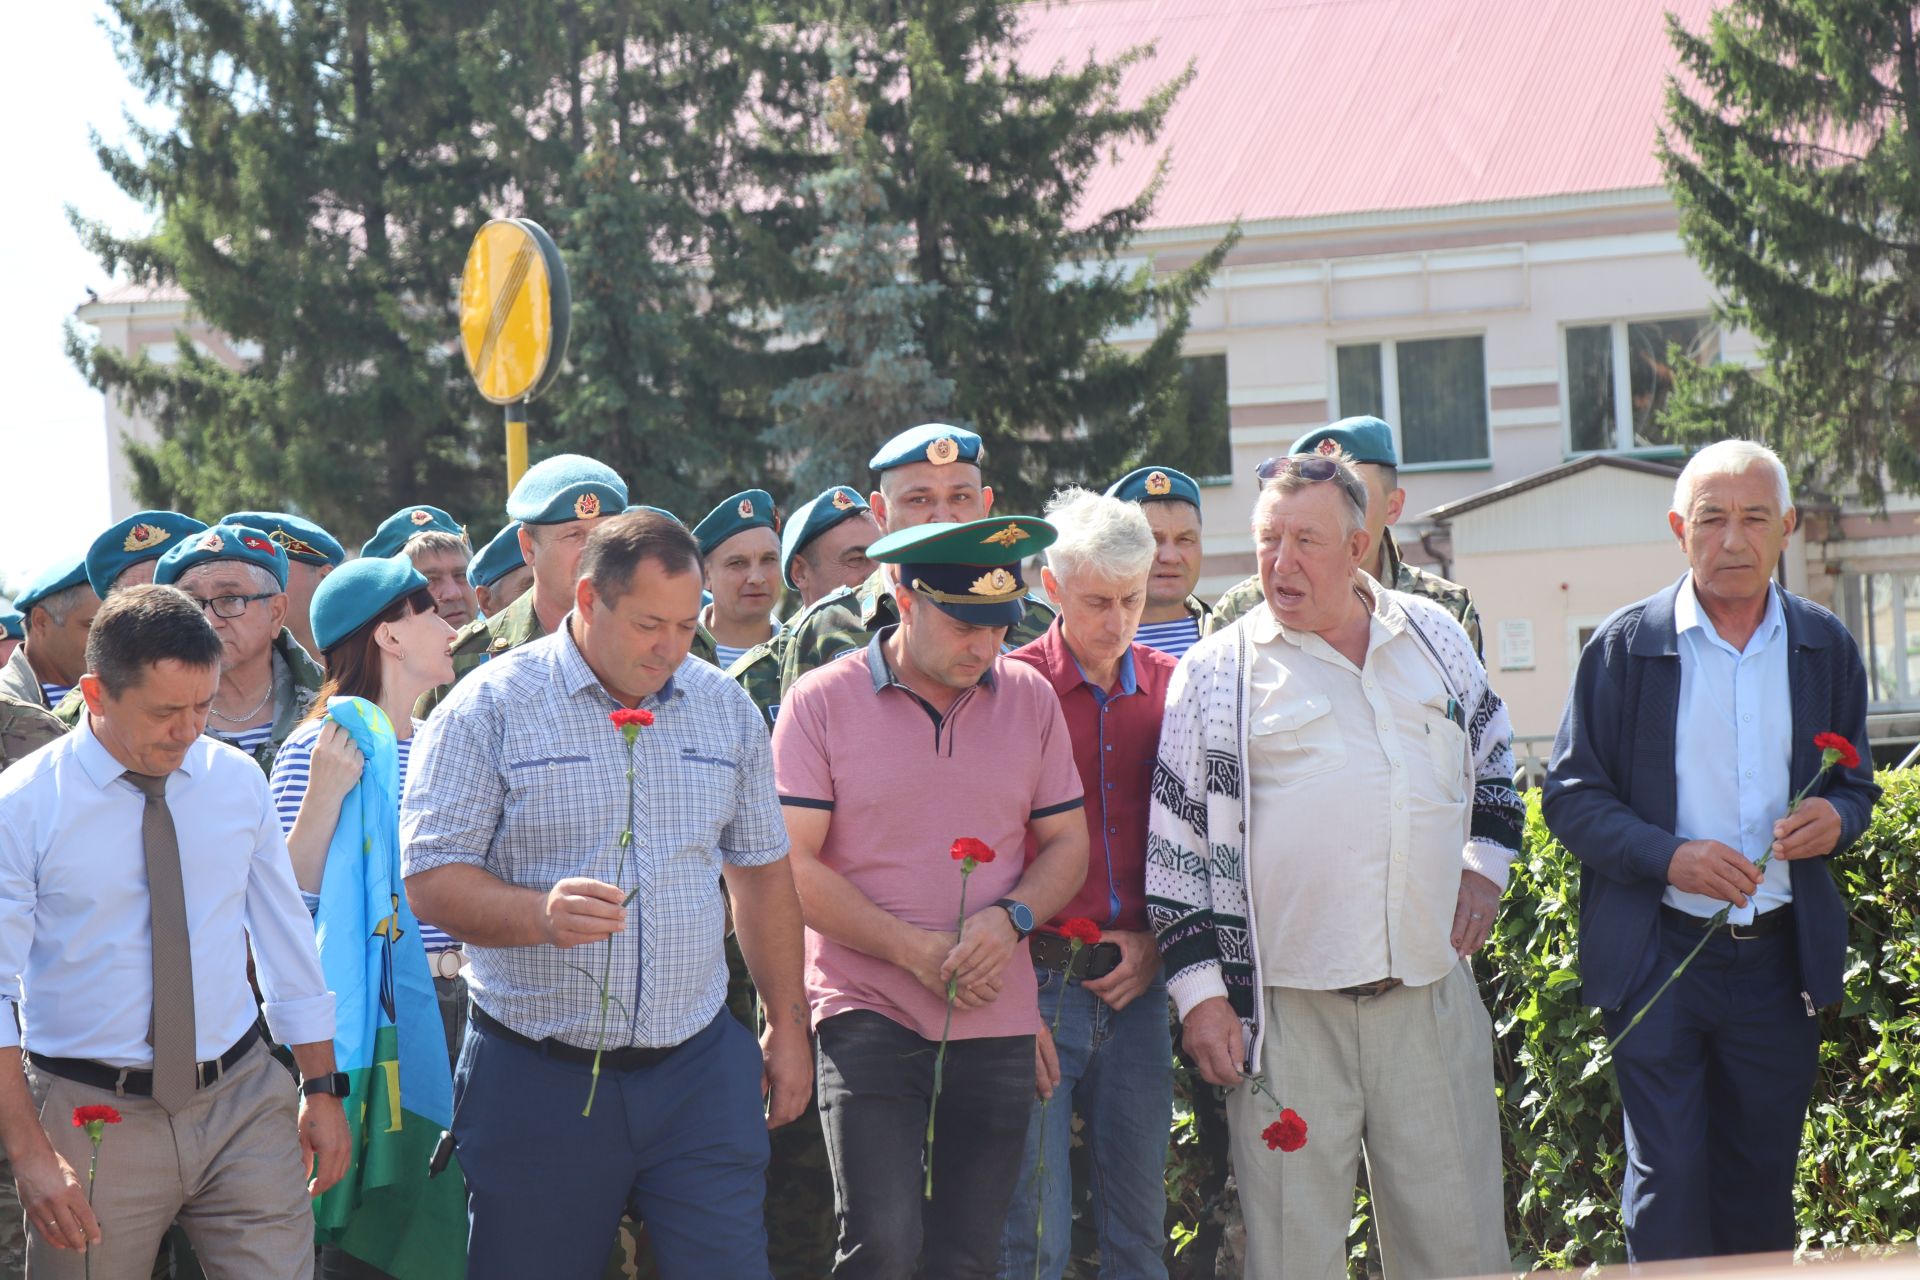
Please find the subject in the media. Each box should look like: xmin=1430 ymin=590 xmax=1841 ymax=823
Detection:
xmin=0 ymin=4 xmax=151 ymax=591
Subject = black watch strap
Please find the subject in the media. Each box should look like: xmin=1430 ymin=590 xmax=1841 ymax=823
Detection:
xmin=301 ymin=1071 xmax=351 ymax=1099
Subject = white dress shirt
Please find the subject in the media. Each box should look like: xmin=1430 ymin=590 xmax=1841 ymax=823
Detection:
xmin=1668 ymin=577 xmax=1793 ymax=924
xmin=0 ymin=716 xmax=334 ymax=1066
xmin=1244 ymin=580 xmax=1479 ymax=990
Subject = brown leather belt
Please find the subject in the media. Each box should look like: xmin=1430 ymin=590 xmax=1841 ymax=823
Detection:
xmin=1333 ymin=978 xmax=1404 ymax=999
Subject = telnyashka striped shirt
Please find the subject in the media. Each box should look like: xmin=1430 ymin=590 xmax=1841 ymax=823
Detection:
xmin=1133 ymin=615 xmax=1201 ymax=660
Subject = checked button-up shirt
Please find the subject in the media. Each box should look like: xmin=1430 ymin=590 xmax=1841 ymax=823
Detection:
xmin=401 ymin=618 xmax=789 ymax=1049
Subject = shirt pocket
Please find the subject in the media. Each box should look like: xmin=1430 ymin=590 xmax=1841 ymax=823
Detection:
xmin=1248 ymin=692 xmax=1346 ymax=781
xmin=1418 ymin=694 xmax=1469 ymax=804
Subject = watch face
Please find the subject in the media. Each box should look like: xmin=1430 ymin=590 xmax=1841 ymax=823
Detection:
xmin=1008 ymin=901 xmax=1034 ymax=933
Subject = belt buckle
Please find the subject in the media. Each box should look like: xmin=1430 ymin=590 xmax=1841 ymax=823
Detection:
xmin=1729 ymin=917 xmax=1760 ymax=942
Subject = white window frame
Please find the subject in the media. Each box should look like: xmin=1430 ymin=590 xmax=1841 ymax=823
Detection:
xmin=1840 ymin=570 xmax=1920 ymax=713
xmin=1328 ymin=332 xmax=1493 ymax=471
xmin=1558 ymin=313 xmax=1716 ymax=458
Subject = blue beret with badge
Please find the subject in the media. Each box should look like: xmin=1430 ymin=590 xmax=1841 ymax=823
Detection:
xmin=506 ymin=454 xmax=628 ymax=524
xmin=13 ymin=555 xmax=92 ymax=614
xmin=86 ymin=511 xmax=211 ymax=597
xmin=866 ymin=516 xmax=1055 ymax=627
xmin=868 ymin=423 xmax=982 ymax=473
xmin=154 ymin=523 xmax=290 ymax=591
xmin=310 ymin=556 xmax=430 ymax=654
xmin=218 ymin=511 xmax=346 ymax=568
xmin=692 ymin=489 xmax=779 ymax=558
xmin=780 ymin=485 xmax=872 ymax=589
xmin=1290 ymin=415 xmax=1398 ymax=467
xmin=361 ymin=504 xmax=468 ymax=559
xmin=1105 ymin=465 xmax=1202 ymax=509
xmin=0 ymin=607 xmax=23 ymax=640
xmin=468 ymin=522 xmax=527 ymax=590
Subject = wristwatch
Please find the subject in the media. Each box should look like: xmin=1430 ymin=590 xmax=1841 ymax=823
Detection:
xmin=301 ymin=1072 xmax=351 ymax=1099
xmin=994 ymin=898 xmax=1036 ymax=939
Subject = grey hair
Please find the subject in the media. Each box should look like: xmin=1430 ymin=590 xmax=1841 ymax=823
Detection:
xmin=1674 ymin=439 xmax=1793 ymax=515
xmin=1043 ymin=487 xmax=1155 ymax=584
xmin=402 ymin=530 xmax=472 ymax=562
xmin=30 ymin=583 xmax=96 ymax=630
xmin=1254 ymin=449 xmax=1369 ymax=535
xmin=176 ymin=560 xmax=283 ymax=597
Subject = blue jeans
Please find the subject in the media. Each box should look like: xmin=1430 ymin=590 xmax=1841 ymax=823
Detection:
xmin=998 ymin=969 xmax=1172 ymax=1280
xmin=452 ymin=1007 xmax=771 ymax=1280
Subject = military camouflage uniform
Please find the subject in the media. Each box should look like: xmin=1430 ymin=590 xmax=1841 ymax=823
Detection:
xmin=725 ymin=631 xmax=788 ymax=732
xmin=1204 ymin=528 xmax=1483 ymax=657
xmin=0 ymin=646 xmax=48 ymax=711
xmin=414 ymin=590 xmax=546 ymax=720
xmin=778 ymin=567 xmax=1057 ymax=694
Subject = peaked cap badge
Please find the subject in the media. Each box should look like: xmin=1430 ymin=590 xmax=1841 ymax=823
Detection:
xmin=969 ymin=568 xmax=1018 ymax=597
xmin=981 ymin=523 xmax=1029 ymax=548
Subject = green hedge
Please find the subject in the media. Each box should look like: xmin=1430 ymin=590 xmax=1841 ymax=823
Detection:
xmin=1165 ymin=771 xmax=1920 ymax=1273
xmin=1486 ymin=772 xmax=1920 ymax=1267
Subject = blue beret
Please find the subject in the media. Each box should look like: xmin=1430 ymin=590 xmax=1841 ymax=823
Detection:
xmin=1106 ymin=466 xmax=1202 ymax=509
xmin=13 ymin=555 xmax=92 ymax=613
xmin=867 ymin=516 xmax=1055 ymax=628
xmin=86 ymin=511 xmax=210 ymax=597
xmin=624 ymin=504 xmax=683 ymax=525
xmin=218 ymin=511 xmax=346 ymax=568
xmin=154 ymin=524 xmax=290 ymax=591
xmin=868 ymin=423 xmax=982 ymax=473
xmin=468 ymin=522 xmax=528 ymax=589
xmin=780 ymin=486 xmax=872 ymax=590
xmin=310 ymin=557 xmax=429 ymax=654
xmin=1290 ymin=416 xmax=1398 ymax=467
xmin=506 ymin=454 xmax=628 ymax=524
xmin=691 ymin=490 xmax=779 ymax=558
xmin=362 ymin=504 xmax=468 ymax=560
xmin=0 ymin=608 xmax=23 ymax=640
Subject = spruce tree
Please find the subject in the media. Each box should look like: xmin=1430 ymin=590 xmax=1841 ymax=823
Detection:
xmin=829 ymin=0 xmax=1235 ymax=511
xmin=768 ymin=71 xmax=954 ymax=502
xmin=1661 ymin=1 xmax=1920 ymax=502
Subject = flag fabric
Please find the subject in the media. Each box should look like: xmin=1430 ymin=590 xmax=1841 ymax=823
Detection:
xmin=310 ymin=696 xmax=467 ymax=1278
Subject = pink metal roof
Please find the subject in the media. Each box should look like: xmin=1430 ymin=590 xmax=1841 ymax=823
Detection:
xmin=1015 ymin=0 xmax=1718 ymax=230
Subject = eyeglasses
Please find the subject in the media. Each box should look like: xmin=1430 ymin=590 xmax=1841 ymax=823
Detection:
xmin=191 ymin=592 xmax=278 ymax=620
xmin=1253 ymin=455 xmax=1369 ymax=513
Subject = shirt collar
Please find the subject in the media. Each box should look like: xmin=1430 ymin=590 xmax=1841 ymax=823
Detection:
xmin=1068 ymin=638 xmax=1136 ymax=697
xmin=556 ymin=612 xmax=682 ymax=707
xmin=1028 ymin=618 xmax=1138 ymax=698
xmin=866 ymin=624 xmax=997 ymax=695
xmin=73 ymin=712 xmax=201 ymax=790
xmin=1675 ymin=575 xmax=1785 ymax=652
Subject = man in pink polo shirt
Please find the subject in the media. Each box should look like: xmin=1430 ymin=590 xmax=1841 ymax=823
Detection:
xmin=773 ymin=516 xmax=1089 ymax=1280
xmin=1000 ymin=489 xmax=1177 ymax=1279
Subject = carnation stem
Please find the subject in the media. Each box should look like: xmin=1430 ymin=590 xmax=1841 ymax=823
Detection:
xmin=925 ymin=867 xmax=973 ymax=1200
xmin=584 ymin=745 xmax=641 ymax=1117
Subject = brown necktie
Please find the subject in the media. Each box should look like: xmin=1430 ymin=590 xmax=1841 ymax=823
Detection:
xmin=125 ymin=772 xmax=196 ymax=1112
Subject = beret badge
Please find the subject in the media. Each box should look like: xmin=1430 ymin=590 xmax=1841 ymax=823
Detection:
xmin=926 ymin=436 xmax=960 ymax=466
xmin=197 ymin=532 xmax=225 ymax=554
xmin=1316 ymin=438 xmax=1340 ymax=457
xmin=831 ymin=491 xmax=856 ymax=511
xmin=1145 ymin=470 xmax=1172 ymax=496
xmin=123 ymin=524 xmax=169 ymax=552
xmin=738 ymin=497 xmax=756 ymax=519
xmin=574 ymin=493 xmax=602 ymax=519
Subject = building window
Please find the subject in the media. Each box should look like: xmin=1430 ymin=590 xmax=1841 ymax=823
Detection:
xmin=1334 ymin=335 xmax=1489 ymax=467
xmin=1839 ymin=571 xmax=1920 ymax=710
xmin=1165 ymin=353 xmax=1232 ymax=481
xmin=1565 ymin=316 xmax=1719 ymax=454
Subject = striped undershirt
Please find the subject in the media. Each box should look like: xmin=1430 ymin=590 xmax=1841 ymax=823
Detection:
xmin=270 ymin=725 xmax=453 ymax=951
xmin=40 ymin=684 xmax=71 ymax=707
xmin=209 ymin=724 xmax=274 ymax=756
xmin=713 ymin=643 xmax=749 ymax=668
xmin=1133 ymin=615 xmax=1201 ymax=660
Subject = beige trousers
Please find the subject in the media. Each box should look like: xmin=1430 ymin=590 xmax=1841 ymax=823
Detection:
xmin=1227 ymin=962 xmax=1509 ymax=1280
xmin=25 ymin=1040 xmax=314 ymax=1280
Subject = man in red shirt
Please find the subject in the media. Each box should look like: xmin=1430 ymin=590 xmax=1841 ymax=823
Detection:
xmin=1000 ymin=489 xmax=1176 ymax=1280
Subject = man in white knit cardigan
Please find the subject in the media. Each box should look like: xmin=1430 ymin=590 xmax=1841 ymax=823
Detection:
xmin=1145 ymin=451 xmax=1523 ymax=1279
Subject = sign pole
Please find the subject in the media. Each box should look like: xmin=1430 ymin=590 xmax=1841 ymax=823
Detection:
xmin=505 ymin=401 xmax=529 ymax=490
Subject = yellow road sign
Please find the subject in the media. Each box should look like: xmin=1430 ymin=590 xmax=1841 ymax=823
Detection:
xmin=459 ymin=219 xmax=563 ymax=405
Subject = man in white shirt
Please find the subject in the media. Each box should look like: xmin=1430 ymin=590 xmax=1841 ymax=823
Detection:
xmin=0 ymin=584 xmax=346 ymax=1278
xmin=1148 ymin=453 xmax=1522 ymax=1279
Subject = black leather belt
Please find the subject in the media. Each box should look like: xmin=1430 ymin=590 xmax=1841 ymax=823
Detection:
xmin=27 ymin=1025 xmax=259 ymax=1098
xmin=1661 ymin=903 xmax=1792 ymax=940
xmin=1030 ymin=930 xmax=1122 ymax=980
xmin=1333 ymin=978 xmax=1404 ymax=999
xmin=471 ymin=1004 xmax=684 ymax=1069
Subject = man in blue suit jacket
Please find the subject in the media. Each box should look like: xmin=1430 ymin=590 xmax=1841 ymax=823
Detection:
xmin=1544 ymin=441 xmax=1879 ymax=1262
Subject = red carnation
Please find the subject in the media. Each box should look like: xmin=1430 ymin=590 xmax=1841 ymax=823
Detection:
xmin=610 ymin=708 xmax=654 ymax=729
xmin=1057 ymin=918 xmax=1103 ymax=947
xmin=951 ymin=837 xmax=995 ymax=865
xmin=1262 ymin=1108 xmax=1308 ymax=1153
xmin=1813 ymin=732 xmax=1860 ymax=770
xmin=72 ymin=1106 xmax=122 ymax=1129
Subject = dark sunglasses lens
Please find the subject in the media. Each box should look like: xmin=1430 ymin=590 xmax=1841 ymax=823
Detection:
xmin=1254 ymin=455 xmax=1340 ymax=483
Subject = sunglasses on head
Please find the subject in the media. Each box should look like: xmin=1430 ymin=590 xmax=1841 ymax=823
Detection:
xmin=1253 ymin=455 xmax=1369 ymax=510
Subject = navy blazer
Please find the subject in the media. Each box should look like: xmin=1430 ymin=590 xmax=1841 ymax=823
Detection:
xmin=1542 ymin=576 xmax=1880 ymax=1011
